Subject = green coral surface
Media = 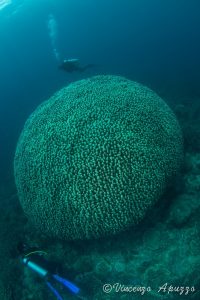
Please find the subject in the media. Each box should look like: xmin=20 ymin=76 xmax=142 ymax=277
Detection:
xmin=14 ymin=75 xmax=183 ymax=240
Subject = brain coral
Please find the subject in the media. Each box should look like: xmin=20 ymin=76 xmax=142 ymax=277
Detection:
xmin=14 ymin=75 xmax=183 ymax=240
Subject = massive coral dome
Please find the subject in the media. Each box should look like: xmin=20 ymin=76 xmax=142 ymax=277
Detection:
xmin=14 ymin=75 xmax=183 ymax=240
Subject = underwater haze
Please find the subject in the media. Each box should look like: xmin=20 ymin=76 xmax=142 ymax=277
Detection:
xmin=1 ymin=0 xmax=200 ymax=182
xmin=0 ymin=1 xmax=200 ymax=300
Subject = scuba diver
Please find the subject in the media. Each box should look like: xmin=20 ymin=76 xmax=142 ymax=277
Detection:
xmin=58 ymin=58 xmax=94 ymax=73
xmin=17 ymin=242 xmax=82 ymax=300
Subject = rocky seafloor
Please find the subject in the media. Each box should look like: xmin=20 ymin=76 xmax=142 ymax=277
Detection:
xmin=0 ymin=95 xmax=199 ymax=300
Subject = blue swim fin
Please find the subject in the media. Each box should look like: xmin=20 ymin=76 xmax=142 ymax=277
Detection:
xmin=53 ymin=274 xmax=80 ymax=294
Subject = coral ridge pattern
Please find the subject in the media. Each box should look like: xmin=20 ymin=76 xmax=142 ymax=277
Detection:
xmin=14 ymin=75 xmax=183 ymax=240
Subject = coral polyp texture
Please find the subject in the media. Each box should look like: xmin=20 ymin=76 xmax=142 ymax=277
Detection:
xmin=14 ymin=75 xmax=183 ymax=240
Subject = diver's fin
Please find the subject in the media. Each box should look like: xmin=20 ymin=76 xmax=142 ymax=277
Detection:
xmin=53 ymin=274 xmax=80 ymax=294
xmin=46 ymin=281 xmax=63 ymax=300
xmin=79 ymin=64 xmax=95 ymax=72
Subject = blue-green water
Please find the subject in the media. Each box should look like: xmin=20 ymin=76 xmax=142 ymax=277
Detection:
xmin=0 ymin=1 xmax=200 ymax=299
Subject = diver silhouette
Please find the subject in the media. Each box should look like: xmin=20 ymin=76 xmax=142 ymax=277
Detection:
xmin=58 ymin=58 xmax=94 ymax=73
xmin=17 ymin=242 xmax=83 ymax=300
